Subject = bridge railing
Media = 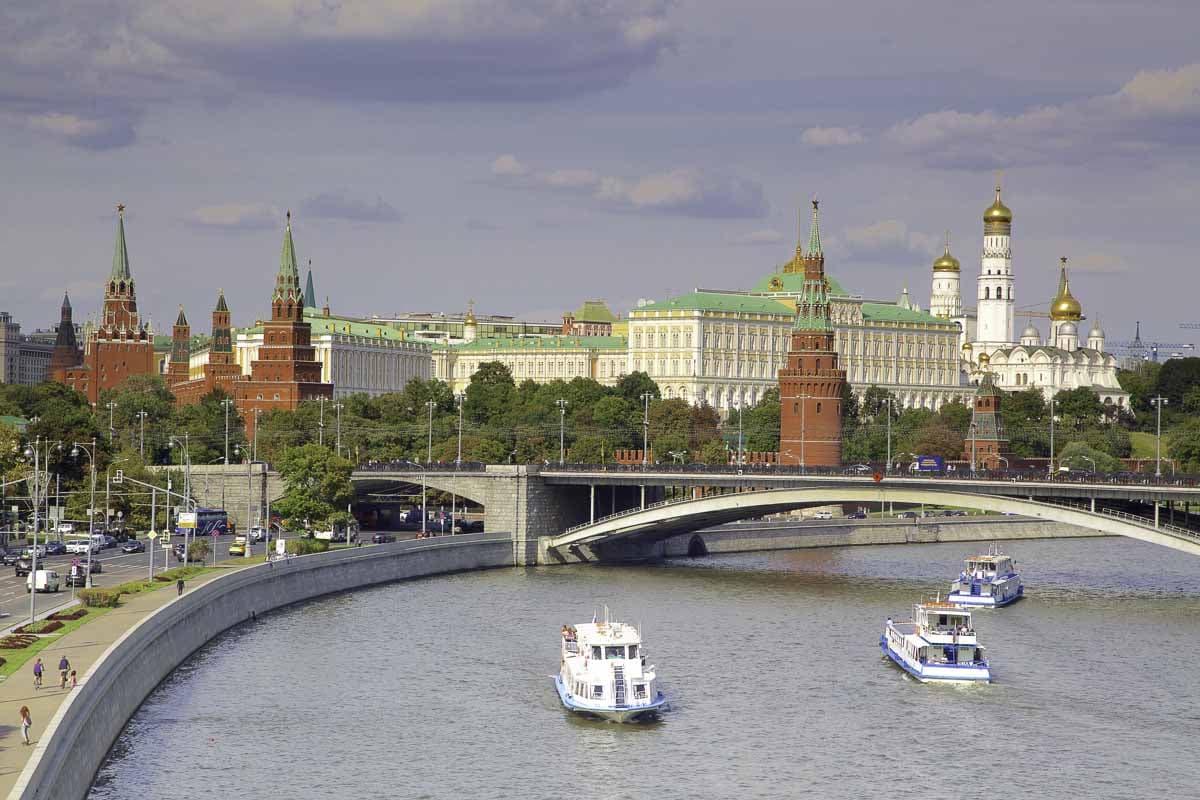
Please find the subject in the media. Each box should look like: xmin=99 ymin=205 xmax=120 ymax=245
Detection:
xmin=356 ymin=460 xmax=488 ymax=473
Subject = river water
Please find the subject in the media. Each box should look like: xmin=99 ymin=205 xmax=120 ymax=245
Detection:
xmin=89 ymin=537 xmax=1200 ymax=800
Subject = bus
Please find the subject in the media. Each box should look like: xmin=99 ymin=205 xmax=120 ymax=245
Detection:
xmin=175 ymin=508 xmax=230 ymax=537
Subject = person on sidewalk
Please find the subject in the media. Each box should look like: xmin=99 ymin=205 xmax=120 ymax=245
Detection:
xmin=177 ymin=578 xmax=185 ymax=596
xmin=19 ymin=706 xmax=32 ymax=745
xmin=32 ymin=658 xmax=43 ymax=690
xmin=69 ymin=669 xmax=78 ymax=689
xmin=59 ymin=655 xmax=71 ymax=689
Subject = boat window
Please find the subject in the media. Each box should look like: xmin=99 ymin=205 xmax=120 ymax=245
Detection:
xmin=591 ymin=646 xmax=602 ymax=660
xmin=605 ymin=646 xmax=625 ymax=660
xmin=628 ymin=644 xmax=638 ymax=659
xmin=634 ymin=684 xmax=647 ymax=699
xmin=592 ymin=685 xmax=603 ymax=699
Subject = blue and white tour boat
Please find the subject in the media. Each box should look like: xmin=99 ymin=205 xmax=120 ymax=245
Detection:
xmin=881 ymin=600 xmax=991 ymax=683
xmin=948 ymin=544 xmax=1023 ymax=607
xmin=555 ymin=611 xmax=666 ymax=722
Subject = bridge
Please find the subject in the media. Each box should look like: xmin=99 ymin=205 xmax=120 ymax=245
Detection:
xmin=350 ymin=464 xmax=1200 ymax=564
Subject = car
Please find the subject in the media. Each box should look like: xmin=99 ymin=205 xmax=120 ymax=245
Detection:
xmin=56 ymin=522 xmax=75 ymax=535
xmin=812 ymin=510 xmax=834 ymax=520
xmin=14 ymin=557 xmax=32 ymax=576
xmin=0 ymin=550 xmax=20 ymax=565
xmin=26 ymin=569 xmax=61 ymax=593
xmin=121 ymin=540 xmax=145 ymax=554
xmin=454 ymin=519 xmax=484 ymax=533
xmin=102 ymin=535 xmax=117 ymax=549
xmin=45 ymin=541 xmax=67 ymax=556
xmin=850 ymin=464 xmax=872 ymax=474
xmin=845 ymin=511 xmax=867 ymax=519
xmin=66 ymin=540 xmax=100 ymax=555
xmin=895 ymin=511 xmax=918 ymax=519
xmin=22 ymin=544 xmax=48 ymax=559
xmin=228 ymin=537 xmax=247 ymax=556
xmin=371 ymin=532 xmax=397 ymax=544
xmin=248 ymin=526 xmax=267 ymax=543
xmin=65 ymin=563 xmax=100 ymax=587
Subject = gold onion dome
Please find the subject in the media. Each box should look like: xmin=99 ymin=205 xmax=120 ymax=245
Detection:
xmin=978 ymin=352 xmax=990 ymax=366
xmin=983 ymin=185 xmax=1013 ymax=225
xmin=933 ymin=248 xmax=960 ymax=272
xmin=1049 ymin=257 xmax=1082 ymax=321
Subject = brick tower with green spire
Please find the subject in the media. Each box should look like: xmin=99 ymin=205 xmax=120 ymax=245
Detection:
xmin=235 ymin=212 xmax=332 ymax=436
xmin=168 ymin=306 xmax=191 ymax=385
xmin=777 ymin=199 xmax=847 ymax=467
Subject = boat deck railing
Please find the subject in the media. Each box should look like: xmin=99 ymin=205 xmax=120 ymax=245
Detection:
xmin=563 ymin=639 xmax=579 ymax=655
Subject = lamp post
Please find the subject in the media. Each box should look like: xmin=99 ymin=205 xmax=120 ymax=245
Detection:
xmin=423 ymin=400 xmax=435 ymax=536
xmin=1151 ymin=396 xmax=1168 ymax=478
xmin=453 ymin=394 xmax=464 ymax=534
xmin=252 ymin=409 xmax=263 ymax=462
xmin=235 ymin=444 xmax=254 ymax=538
xmin=22 ymin=441 xmax=39 ymax=623
xmin=169 ymin=435 xmax=192 ymax=562
xmin=884 ymin=397 xmax=894 ymax=475
xmin=640 ymin=392 xmax=653 ymax=467
xmin=106 ymin=401 xmax=117 ymax=443
xmin=1048 ymin=396 xmax=1056 ymax=477
xmin=735 ymin=402 xmax=744 ymax=467
xmin=318 ymin=396 xmax=327 ymax=447
xmin=969 ymin=422 xmax=977 ymax=474
xmin=135 ymin=410 xmax=148 ymax=458
xmin=334 ymin=402 xmax=345 ymax=458
xmin=71 ymin=440 xmax=97 ymax=588
xmin=557 ymin=399 xmax=568 ymax=465
xmin=221 ymin=398 xmax=234 ymax=509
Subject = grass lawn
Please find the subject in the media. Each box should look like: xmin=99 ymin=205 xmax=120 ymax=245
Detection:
xmin=1130 ymin=431 xmax=1158 ymax=459
xmin=0 ymin=606 xmax=114 ymax=680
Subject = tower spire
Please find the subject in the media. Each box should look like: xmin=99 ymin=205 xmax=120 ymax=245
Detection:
xmin=304 ymin=260 xmax=317 ymax=308
xmin=215 ymin=288 xmax=228 ymax=313
xmin=110 ymin=203 xmax=131 ymax=282
xmin=807 ymin=198 xmax=822 ymax=256
xmin=274 ymin=211 xmax=301 ymax=304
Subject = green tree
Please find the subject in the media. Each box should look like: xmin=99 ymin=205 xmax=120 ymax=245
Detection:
xmin=910 ymin=420 xmax=965 ymax=461
xmin=568 ymin=434 xmax=608 ymax=464
xmin=464 ymin=362 xmax=516 ymax=426
xmin=937 ymin=401 xmax=971 ymax=435
xmin=592 ymin=396 xmax=637 ymax=449
xmin=1053 ymin=387 xmax=1105 ymax=431
xmin=1155 ymin=357 xmax=1200 ymax=410
xmin=688 ymin=403 xmax=721 ymax=450
xmin=648 ymin=399 xmax=690 ymax=457
xmin=1168 ymin=419 xmax=1200 ymax=473
xmin=1182 ymin=385 xmax=1200 ymax=415
xmin=615 ymin=371 xmax=660 ymax=405
xmin=695 ymin=439 xmax=730 ymax=465
xmin=1058 ymin=441 xmax=1122 ymax=474
xmin=840 ymin=383 xmax=860 ymax=427
xmin=1117 ymin=361 xmax=1162 ymax=428
xmin=274 ymin=444 xmax=354 ymax=525
xmin=744 ymin=388 xmax=781 ymax=452
xmin=1001 ymin=388 xmax=1048 ymax=458
xmin=859 ymin=386 xmax=897 ymax=421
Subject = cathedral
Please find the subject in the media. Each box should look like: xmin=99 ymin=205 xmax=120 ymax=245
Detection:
xmin=931 ymin=181 xmax=1129 ymax=410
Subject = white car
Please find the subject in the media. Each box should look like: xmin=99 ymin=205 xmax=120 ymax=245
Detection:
xmin=56 ymin=522 xmax=75 ymax=535
xmin=66 ymin=540 xmax=100 ymax=555
xmin=248 ymin=526 xmax=267 ymax=543
xmin=27 ymin=569 xmax=61 ymax=593
xmin=22 ymin=545 xmax=47 ymax=559
xmin=812 ymin=511 xmax=834 ymax=520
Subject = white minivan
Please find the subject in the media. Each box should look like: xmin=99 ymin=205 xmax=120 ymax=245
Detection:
xmin=26 ymin=570 xmax=61 ymax=593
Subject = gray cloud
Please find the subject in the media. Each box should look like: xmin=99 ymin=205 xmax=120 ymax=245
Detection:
xmin=884 ymin=63 xmax=1200 ymax=168
xmin=729 ymin=229 xmax=784 ymax=245
xmin=0 ymin=0 xmax=676 ymax=148
xmin=838 ymin=219 xmax=939 ymax=261
xmin=187 ymin=203 xmax=280 ymax=230
xmin=491 ymin=155 xmax=767 ymax=219
xmin=300 ymin=192 xmax=401 ymax=223
xmin=801 ymin=127 xmax=865 ymax=147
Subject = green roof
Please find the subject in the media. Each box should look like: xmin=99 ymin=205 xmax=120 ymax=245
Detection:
xmin=861 ymin=303 xmax=957 ymax=326
xmin=568 ymin=300 xmax=618 ymax=324
xmin=448 ymin=335 xmax=627 ymax=352
xmin=634 ymin=292 xmax=793 ymax=316
xmin=240 ymin=313 xmax=429 ymax=346
xmin=751 ymin=271 xmax=849 ymax=297
xmin=0 ymin=415 xmax=31 ymax=433
xmin=111 ymin=209 xmax=131 ymax=282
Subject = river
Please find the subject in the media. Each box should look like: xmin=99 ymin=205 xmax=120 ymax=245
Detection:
xmin=89 ymin=536 xmax=1200 ymax=800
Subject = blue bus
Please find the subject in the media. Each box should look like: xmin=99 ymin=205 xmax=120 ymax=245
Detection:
xmin=175 ymin=508 xmax=230 ymax=537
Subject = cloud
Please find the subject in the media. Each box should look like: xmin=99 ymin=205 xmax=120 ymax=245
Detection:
xmin=187 ymin=203 xmax=280 ymax=229
xmin=1069 ymin=254 xmax=1130 ymax=275
xmin=885 ymin=63 xmax=1200 ymax=168
xmin=729 ymin=229 xmax=784 ymax=246
xmin=300 ymin=191 xmax=401 ymax=223
xmin=801 ymin=127 xmax=865 ymax=147
xmin=491 ymin=157 xmax=768 ymax=219
xmin=839 ymin=219 xmax=939 ymax=260
xmin=0 ymin=0 xmax=676 ymax=148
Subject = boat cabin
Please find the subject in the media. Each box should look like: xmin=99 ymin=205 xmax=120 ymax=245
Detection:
xmin=915 ymin=602 xmax=975 ymax=638
xmin=962 ymin=554 xmax=1014 ymax=579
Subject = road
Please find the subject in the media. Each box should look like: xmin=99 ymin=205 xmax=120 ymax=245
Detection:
xmin=0 ymin=532 xmax=271 ymax=625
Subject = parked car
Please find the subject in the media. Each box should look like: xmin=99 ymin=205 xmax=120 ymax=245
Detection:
xmin=56 ymin=522 xmax=75 ymax=535
xmin=13 ymin=557 xmax=32 ymax=576
xmin=101 ymin=535 xmax=117 ymax=549
xmin=454 ymin=519 xmax=484 ymax=533
xmin=22 ymin=545 xmax=47 ymax=559
xmin=850 ymin=464 xmax=872 ymax=474
xmin=0 ymin=549 xmax=20 ymax=565
xmin=121 ymin=540 xmax=145 ymax=554
xmin=845 ymin=511 xmax=867 ymax=520
xmin=228 ymin=537 xmax=247 ymax=556
xmin=26 ymin=569 xmax=61 ymax=593
xmin=371 ymin=532 xmax=397 ymax=544
xmin=895 ymin=511 xmax=919 ymax=519
xmin=45 ymin=541 xmax=67 ymax=556
xmin=67 ymin=539 xmax=100 ymax=555
xmin=812 ymin=510 xmax=834 ymax=520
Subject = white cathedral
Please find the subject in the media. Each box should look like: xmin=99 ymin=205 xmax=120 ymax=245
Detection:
xmin=929 ymin=181 xmax=1130 ymax=411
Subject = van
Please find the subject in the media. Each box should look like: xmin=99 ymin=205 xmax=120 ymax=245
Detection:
xmin=813 ymin=511 xmax=834 ymax=520
xmin=26 ymin=570 xmax=61 ymax=593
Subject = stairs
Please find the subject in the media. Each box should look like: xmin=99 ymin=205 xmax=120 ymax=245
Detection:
xmin=613 ymin=665 xmax=627 ymax=707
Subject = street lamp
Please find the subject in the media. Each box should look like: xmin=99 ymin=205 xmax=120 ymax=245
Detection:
xmin=640 ymin=392 xmax=653 ymax=467
xmin=735 ymin=401 xmax=744 ymax=468
xmin=70 ymin=440 xmax=98 ymax=589
xmin=969 ymin=422 xmax=978 ymax=475
xmin=253 ymin=409 xmax=263 ymax=462
xmin=105 ymin=401 xmax=118 ymax=443
xmin=334 ymin=402 xmax=345 ymax=458
xmin=423 ymin=399 xmax=436 ymax=537
xmin=318 ymin=396 xmax=327 ymax=447
xmin=557 ymin=398 xmax=568 ymax=465
xmin=452 ymin=394 xmax=464 ymax=534
xmin=135 ymin=411 xmax=148 ymax=458
xmin=883 ymin=397 xmax=895 ymax=475
xmin=1151 ymin=396 xmax=1169 ymax=478
xmin=234 ymin=443 xmax=255 ymax=542
xmin=1048 ymin=396 xmax=1056 ymax=477
xmin=220 ymin=397 xmax=234 ymax=509
xmin=169 ymin=435 xmax=193 ymax=562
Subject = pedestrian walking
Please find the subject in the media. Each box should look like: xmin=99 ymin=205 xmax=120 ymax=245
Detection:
xmin=69 ymin=670 xmax=78 ymax=689
xmin=19 ymin=706 xmax=32 ymax=745
xmin=176 ymin=578 xmax=185 ymax=596
xmin=32 ymin=658 xmax=43 ymax=690
xmin=59 ymin=655 xmax=71 ymax=689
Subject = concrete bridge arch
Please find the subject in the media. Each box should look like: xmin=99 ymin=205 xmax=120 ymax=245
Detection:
xmin=544 ymin=487 xmax=1200 ymax=563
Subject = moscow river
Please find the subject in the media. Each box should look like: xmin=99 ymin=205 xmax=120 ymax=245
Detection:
xmin=89 ymin=536 xmax=1200 ymax=800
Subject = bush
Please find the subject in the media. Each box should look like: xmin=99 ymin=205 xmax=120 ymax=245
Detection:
xmin=285 ymin=537 xmax=329 ymax=555
xmin=13 ymin=620 xmax=64 ymax=634
xmin=78 ymin=588 xmax=121 ymax=608
xmin=155 ymin=566 xmax=205 ymax=583
xmin=0 ymin=635 xmax=39 ymax=649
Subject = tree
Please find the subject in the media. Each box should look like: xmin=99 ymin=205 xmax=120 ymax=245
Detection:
xmin=695 ymin=439 xmax=729 ymax=465
xmin=274 ymin=444 xmax=354 ymax=525
xmin=568 ymin=434 xmax=608 ymax=464
xmin=592 ymin=396 xmax=637 ymax=449
xmin=1058 ymin=441 xmax=1122 ymax=474
xmin=744 ymin=388 xmax=781 ymax=453
xmin=648 ymin=399 xmax=690 ymax=457
xmin=1053 ymin=387 xmax=1105 ymax=431
xmin=1117 ymin=361 xmax=1162 ymax=428
xmin=464 ymin=361 xmax=516 ymax=426
xmin=615 ymin=371 xmax=659 ymax=405
xmin=688 ymin=403 xmax=721 ymax=450
xmin=1168 ymin=419 xmax=1200 ymax=473
xmin=911 ymin=420 xmax=965 ymax=461
xmin=1155 ymin=357 xmax=1200 ymax=409
xmin=937 ymin=401 xmax=971 ymax=436
xmin=859 ymin=386 xmax=896 ymax=421
xmin=840 ymin=383 xmax=860 ymax=427
xmin=1002 ymin=388 xmax=1049 ymax=458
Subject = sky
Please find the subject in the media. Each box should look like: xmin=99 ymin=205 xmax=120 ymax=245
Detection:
xmin=2 ymin=0 xmax=1199 ymax=353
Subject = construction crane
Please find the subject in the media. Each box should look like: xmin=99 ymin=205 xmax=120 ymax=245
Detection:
xmin=1181 ymin=323 xmax=1200 ymax=330
xmin=1112 ymin=321 xmax=1195 ymax=362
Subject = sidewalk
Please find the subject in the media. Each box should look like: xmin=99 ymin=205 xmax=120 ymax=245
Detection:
xmin=0 ymin=567 xmax=238 ymax=798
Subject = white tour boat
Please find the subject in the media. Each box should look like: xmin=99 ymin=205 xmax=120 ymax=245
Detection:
xmin=947 ymin=544 xmax=1023 ymax=607
xmin=555 ymin=612 xmax=666 ymax=723
xmin=881 ymin=600 xmax=991 ymax=683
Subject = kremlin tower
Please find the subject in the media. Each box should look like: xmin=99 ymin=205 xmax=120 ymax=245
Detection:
xmin=974 ymin=179 xmax=1015 ymax=356
xmin=1049 ymin=257 xmax=1083 ymax=350
xmin=929 ymin=232 xmax=962 ymax=319
xmin=778 ymin=200 xmax=846 ymax=467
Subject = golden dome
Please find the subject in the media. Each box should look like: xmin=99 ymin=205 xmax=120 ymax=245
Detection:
xmin=983 ymin=186 xmax=1012 ymax=225
xmin=933 ymin=248 xmax=960 ymax=273
xmin=978 ymin=352 xmax=990 ymax=366
xmin=961 ymin=341 xmax=973 ymax=351
xmin=1049 ymin=257 xmax=1082 ymax=321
